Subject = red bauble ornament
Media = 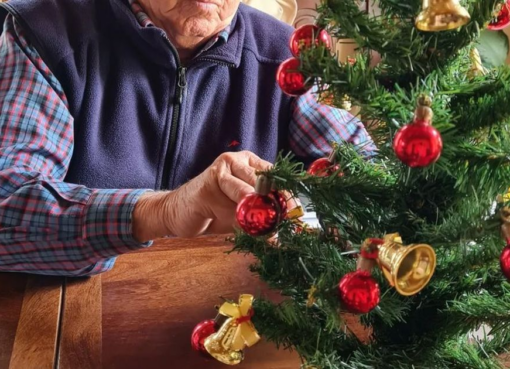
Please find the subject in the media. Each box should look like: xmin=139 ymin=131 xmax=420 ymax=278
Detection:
xmin=270 ymin=190 xmax=288 ymax=219
xmin=236 ymin=193 xmax=281 ymax=236
xmin=277 ymin=58 xmax=312 ymax=96
xmin=338 ymin=270 xmax=380 ymax=314
xmin=393 ymin=119 xmax=443 ymax=167
xmin=307 ymin=157 xmax=342 ymax=177
xmin=191 ymin=319 xmax=216 ymax=354
xmin=500 ymin=245 xmax=510 ymax=281
xmin=290 ymin=24 xmax=332 ymax=57
xmin=488 ymin=0 xmax=510 ymax=30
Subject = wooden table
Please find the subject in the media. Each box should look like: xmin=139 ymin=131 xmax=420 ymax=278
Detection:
xmin=2 ymin=236 xmax=510 ymax=368
xmin=0 ymin=236 xmax=301 ymax=369
xmin=0 ymin=273 xmax=63 ymax=368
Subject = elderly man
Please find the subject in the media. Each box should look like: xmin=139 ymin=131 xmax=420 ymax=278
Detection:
xmin=0 ymin=0 xmax=374 ymax=276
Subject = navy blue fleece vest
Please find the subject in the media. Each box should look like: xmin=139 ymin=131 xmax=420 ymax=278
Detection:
xmin=0 ymin=0 xmax=293 ymax=190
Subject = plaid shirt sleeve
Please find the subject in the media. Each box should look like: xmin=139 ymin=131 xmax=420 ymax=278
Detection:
xmin=289 ymin=89 xmax=376 ymax=164
xmin=0 ymin=15 xmax=151 ymax=276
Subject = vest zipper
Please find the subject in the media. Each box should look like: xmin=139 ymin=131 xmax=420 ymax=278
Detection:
xmin=191 ymin=58 xmax=235 ymax=68
xmin=159 ymin=33 xmax=233 ymax=189
xmin=161 ymin=66 xmax=187 ymax=189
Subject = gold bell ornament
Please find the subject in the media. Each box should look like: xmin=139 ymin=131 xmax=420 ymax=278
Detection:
xmin=204 ymin=294 xmax=261 ymax=365
xmin=376 ymin=233 xmax=437 ymax=296
xmin=415 ymin=0 xmax=471 ymax=32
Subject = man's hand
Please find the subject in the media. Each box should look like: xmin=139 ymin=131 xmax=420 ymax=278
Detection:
xmin=132 ymin=151 xmax=272 ymax=242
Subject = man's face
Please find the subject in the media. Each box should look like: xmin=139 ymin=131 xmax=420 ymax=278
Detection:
xmin=157 ymin=0 xmax=240 ymax=38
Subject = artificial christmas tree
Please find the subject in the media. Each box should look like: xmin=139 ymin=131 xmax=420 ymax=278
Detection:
xmin=194 ymin=0 xmax=510 ymax=367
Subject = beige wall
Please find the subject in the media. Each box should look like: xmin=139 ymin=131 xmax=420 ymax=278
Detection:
xmin=504 ymin=27 xmax=510 ymax=64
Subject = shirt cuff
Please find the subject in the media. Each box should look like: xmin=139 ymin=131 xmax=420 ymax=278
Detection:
xmin=83 ymin=188 xmax=153 ymax=258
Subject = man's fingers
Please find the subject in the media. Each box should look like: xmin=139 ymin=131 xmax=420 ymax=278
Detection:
xmin=245 ymin=151 xmax=272 ymax=171
xmin=283 ymin=191 xmax=300 ymax=210
xmin=206 ymin=217 xmax=237 ymax=235
xmin=218 ymin=173 xmax=254 ymax=203
xmin=230 ymin=160 xmax=257 ymax=186
xmin=189 ymin=151 xmax=274 ymax=237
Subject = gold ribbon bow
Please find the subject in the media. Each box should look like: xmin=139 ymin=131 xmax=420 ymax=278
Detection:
xmin=218 ymin=294 xmax=260 ymax=350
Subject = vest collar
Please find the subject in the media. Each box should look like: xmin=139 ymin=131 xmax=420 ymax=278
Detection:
xmin=109 ymin=0 xmax=244 ymax=69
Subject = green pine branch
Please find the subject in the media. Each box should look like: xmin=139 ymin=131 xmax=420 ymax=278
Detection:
xmin=232 ymin=0 xmax=510 ymax=367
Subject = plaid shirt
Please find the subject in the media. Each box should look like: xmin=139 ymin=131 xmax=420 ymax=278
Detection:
xmin=0 ymin=5 xmax=374 ymax=276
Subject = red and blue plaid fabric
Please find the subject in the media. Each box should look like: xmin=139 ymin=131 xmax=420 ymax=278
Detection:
xmin=290 ymin=89 xmax=376 ymax=158
xmin=0 ymin=16 xmax=150 ymax=275
xmin=129 ymin=1 xmax=154 ymax=27
xmin=0 ymin=6 xmax=374 ymax=276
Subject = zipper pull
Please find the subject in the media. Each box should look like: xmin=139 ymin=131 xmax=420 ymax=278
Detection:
xmin=176 ymin=67 xmax=187 ymax=104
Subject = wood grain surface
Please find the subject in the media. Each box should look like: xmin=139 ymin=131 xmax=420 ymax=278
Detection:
xmin=8 ymin=276 xmax=62 ymax=369
xmin=0 ymin=274 xmax=28 ymax=369
xmin=58 ymin=276 xmax=102 ymax=369
xmin=3 ymin=236 xmax=509 ymax=369
xmin=99 ymin=236 xmax=301 ymax=369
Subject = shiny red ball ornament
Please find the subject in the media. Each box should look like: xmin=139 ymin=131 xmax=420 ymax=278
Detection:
xmin=290 ymin=24 xmax=332 ymax=57
xmin=270 ymin=190 xmax=288 ymax=219
xmin=393 ymin=119 xmax=443 ymax=168
xmin=488 ymin=0 xmax=510 ymax=30
xmin=191 ymin=319 xmax=216 ymax=354
xmin=338 ymin=270 xmax=380 ymax=314
xmin=277 ymin=58 xmax=312 ymax=96
xmin=500 ymin=245 xmax=510 ymax=281
xmin=236 ymin=193 xmax=281 ymax=236
xmin=307 ymin=157 xmax=342 ymax=177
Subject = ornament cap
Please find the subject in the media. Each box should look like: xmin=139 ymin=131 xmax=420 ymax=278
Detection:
xmin=413 ymin=115 xmax=433 ymax=125
xmin=327 ymin=150 xmax=336 ymax=163
xmin=254 ymin=175 xmax=273 ymax=196
xmin=500 ymin=206 xmax=510 ymax=223
xmin=502 ymin=223 xmax=510 ymax=244
xmin=357 ymin=257 xmax=377 ymax=272
xmin=414 ymin=107 xmax=433 ymax=123
xmin=414 ymin=95 xmax=434 ymax=122
xmin=417 ymin=94 xmax=432 ymax=107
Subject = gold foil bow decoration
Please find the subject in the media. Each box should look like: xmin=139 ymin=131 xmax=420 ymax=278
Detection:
xmin=204 ymin=294 xmax=261 ymax=365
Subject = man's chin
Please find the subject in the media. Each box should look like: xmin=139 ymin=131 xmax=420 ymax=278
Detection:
xmin=183 ymin=20 xmax=218 ymax=38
